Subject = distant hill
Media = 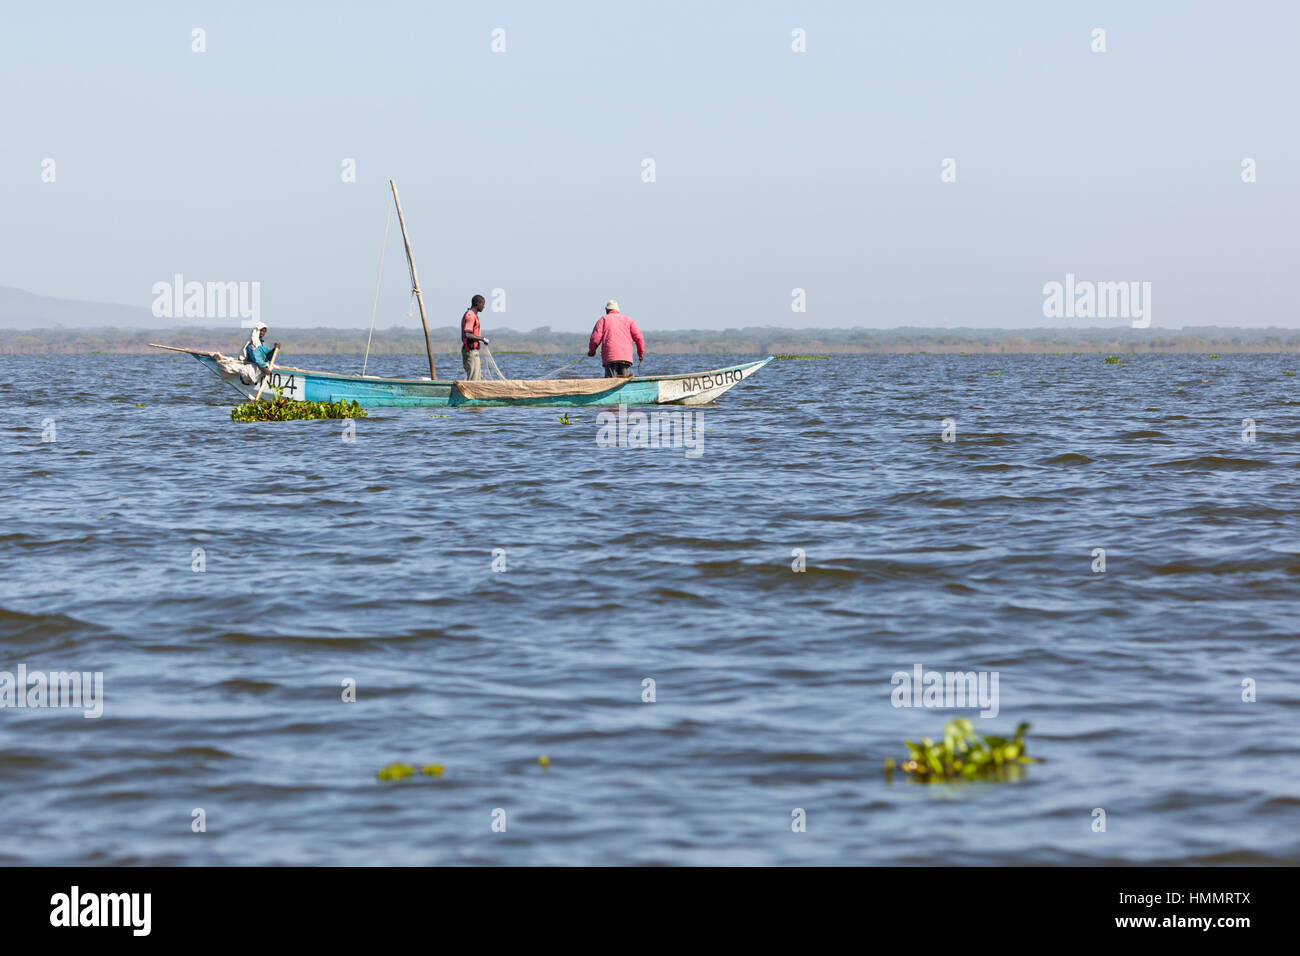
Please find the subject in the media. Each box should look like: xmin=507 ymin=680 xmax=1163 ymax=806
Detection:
xmin=0 ymin=286 xmax=166 ymax=330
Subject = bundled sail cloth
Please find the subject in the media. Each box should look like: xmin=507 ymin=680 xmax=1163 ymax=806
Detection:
xmin=452 ymin=377 xmax=623 ymax=400
xmin=174 ymin=349 xmax=264 ymax=385
xmin=214 ymin=353 xmax=265 ymax=385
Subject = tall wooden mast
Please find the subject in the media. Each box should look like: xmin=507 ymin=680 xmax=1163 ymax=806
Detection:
xmin=389 ymin=179 xmax=437 ymax=380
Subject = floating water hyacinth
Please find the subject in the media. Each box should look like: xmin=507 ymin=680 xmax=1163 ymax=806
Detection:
xmin=377 ymin=762 xmax=447 ymax=780
xmin=773 ymin=354 xmax=830 ymax=360
xmin=884 ymin=719 xmax=1039 ymax=783
xmin=231 ymin=397 xmax=367 ymax=422
xmin=1104 ymin=355 xmax=1122 ymax=364
xmin=557 ymin=413 xmax=574 ymax=425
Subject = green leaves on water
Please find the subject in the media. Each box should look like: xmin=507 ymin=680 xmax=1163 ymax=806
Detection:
xmin=377 ymin=763 xmax=444 ymax=781
xmin=884 ymin=719 xmax=1039 ymax=784
xmin=1104 ymin=355 xmax=1123 ymax=364
xmin=231 ymin=397 xmax=367 ymax=422
xmin=377 ymin=757 xmax=549 ymax=782
xmin=557 ymin=413 xmax=574 ymax=425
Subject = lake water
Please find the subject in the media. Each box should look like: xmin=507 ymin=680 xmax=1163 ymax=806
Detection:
xmin=1 ymin=351 xmax=1298 ymax=865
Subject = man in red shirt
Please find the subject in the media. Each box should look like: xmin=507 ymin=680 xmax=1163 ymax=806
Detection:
xmin=587 ymin=300 xmax=646 ymax=377
xmin=461 ymin=294 xmax=489 ymax=380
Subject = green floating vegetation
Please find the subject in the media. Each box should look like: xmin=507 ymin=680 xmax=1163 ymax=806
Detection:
xmin=496 ymin=349 xmax=534 ymax=355
xmin=1207 ymin=353 xmax=1220 ymax=359
xmin=1284 ymin=371 xmax=1296 ymax=376
xmin=557 ymin=413 xmax=575 ymax=425
xmin=773 ymin=354 xmax=830 ymax=360
xmin=231 ymin=397 xmax=367 ymax=422
xmin=884 ymin=719 xmax=1039 ymax=784
xmin=1104 ymin=355 xmax=1123 ymax=364
xmin=987 ymin=371 xmax=1001 ymax=376
xmin=377 ymin=763 xmax=445 ymax=781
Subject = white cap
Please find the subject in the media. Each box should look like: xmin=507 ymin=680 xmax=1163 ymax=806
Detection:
xmin=605 ymin=299 xmax=619 ymax=312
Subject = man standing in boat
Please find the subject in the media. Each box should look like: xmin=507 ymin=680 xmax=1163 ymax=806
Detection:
xmin=587 ymin=300 xmax=645 ymax=377
xmin=460 ymin=294 xmax=489 ymax=380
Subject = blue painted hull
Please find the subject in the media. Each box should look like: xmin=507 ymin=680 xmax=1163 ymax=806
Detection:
xmin=172 ymin=350 xmax=773 ymax=408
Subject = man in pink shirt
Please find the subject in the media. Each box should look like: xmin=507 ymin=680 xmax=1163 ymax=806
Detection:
xmin=587 ymin=300 xmax=646 ymax=377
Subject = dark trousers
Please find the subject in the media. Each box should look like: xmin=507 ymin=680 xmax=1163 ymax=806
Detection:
xmin=604 ymin=361 xmax=633 ymax=378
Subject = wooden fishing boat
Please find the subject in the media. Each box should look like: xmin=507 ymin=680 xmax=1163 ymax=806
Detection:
xmin=152 ymin=178 xmax=772 ymax=408
xmin=150 ymin=344 xmax=773 ymax=407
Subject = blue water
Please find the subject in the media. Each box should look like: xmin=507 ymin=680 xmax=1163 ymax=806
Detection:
xmin=1 ymin=351 xmax=1298 ymax=864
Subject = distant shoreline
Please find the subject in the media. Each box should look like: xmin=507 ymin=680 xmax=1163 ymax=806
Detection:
xmin=2 ymin=325 xmax=1299 ymax=355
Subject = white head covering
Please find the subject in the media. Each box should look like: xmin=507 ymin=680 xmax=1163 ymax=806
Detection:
xmin=250 ymin=323 xmax=267 ymax=347
xmin=605 ymin=299 xmax=619 ymax=312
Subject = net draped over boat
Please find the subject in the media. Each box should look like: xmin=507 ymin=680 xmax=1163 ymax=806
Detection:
xmin=197 ymin=350 xmax=264 ymax=385
xmin=452 ymin=377 xmax=624 ymax=400
xmin=460 ymin=344 xmax=619 ymax=396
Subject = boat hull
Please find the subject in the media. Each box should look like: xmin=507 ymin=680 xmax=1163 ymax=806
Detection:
xmin=181 ymin=352 xmax=773 ymax=408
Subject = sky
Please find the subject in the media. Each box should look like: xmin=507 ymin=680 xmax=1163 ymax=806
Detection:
xmin=2 ymin=1 xmax=1298 ymax=331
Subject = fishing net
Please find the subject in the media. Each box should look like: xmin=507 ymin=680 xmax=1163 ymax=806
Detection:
xmin=540 ymin=356 xmax=587 ymax=379
xmin=452 ymin=377 xmax=625 ymax=400
xmin=470 ymin=345 xmax=613 ymax=387
xmin=478 ymin=345 xmax=509 ymax=380
xmin=456 ymin=343 xmax=620 ymax=398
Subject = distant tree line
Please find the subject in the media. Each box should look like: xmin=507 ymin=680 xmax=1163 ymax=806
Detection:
xmin=2 ymin=325 xmax=1299 ymax=355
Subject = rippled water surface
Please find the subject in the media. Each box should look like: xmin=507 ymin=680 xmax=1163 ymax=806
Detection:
xmin=1 ymin=351 xmax=1298 ymax=865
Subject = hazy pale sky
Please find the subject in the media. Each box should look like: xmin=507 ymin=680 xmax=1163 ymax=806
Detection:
xmin=2 ymin=1 xmax=1297 ymax=331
